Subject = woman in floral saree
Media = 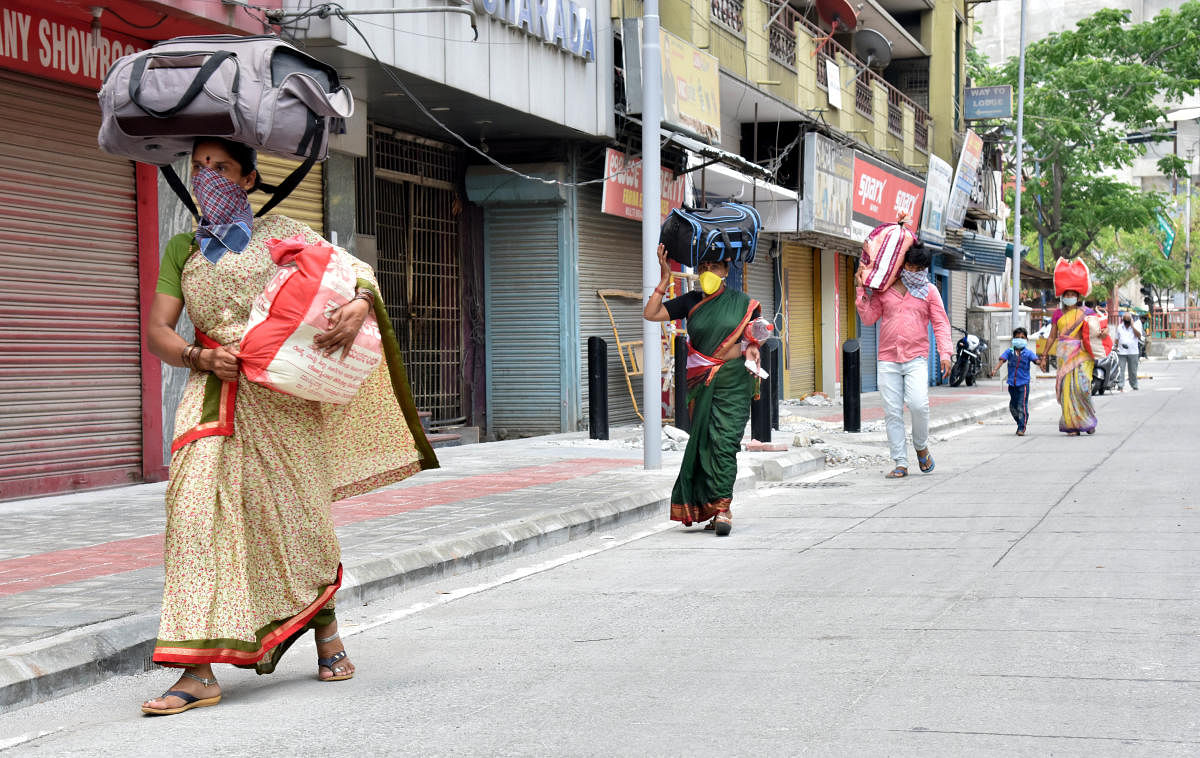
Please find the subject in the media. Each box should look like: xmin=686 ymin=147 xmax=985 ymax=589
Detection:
xmin=1041 ymin=288 xmax=1099 ymax=435
xmin=140 ymin=139 xmax=437 ymax=715
xmin=644 ymin=245 xmax=761 ymax=536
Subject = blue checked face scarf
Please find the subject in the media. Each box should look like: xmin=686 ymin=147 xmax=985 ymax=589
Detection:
xmin=900 ymin=268 xmax=930 ymax=299
xmin=192 ymin=166 xmax=254 ymax=263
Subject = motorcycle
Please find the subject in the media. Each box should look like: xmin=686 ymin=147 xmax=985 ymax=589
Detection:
xmin=1091 ymin=351 xmax=1119 ymax=396
xmin=949 ymin=328 xmax=989 ymax=387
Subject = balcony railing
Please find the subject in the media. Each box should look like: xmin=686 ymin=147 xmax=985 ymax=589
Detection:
xmin=766 ymin=0 xmax=931 ymax=140
xmin=712 ymin=0 xmax=744 ymax=35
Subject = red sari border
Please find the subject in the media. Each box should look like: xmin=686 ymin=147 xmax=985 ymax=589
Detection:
xmin=152 ymin=564 xmax=343 ymax=667
xmin=170 ymin=331 xmax=239 ymax=454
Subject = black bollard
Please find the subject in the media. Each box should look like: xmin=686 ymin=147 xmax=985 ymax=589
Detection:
xmin=842 ymin=339 xmax=861 ymax=433
xmin=767 ymin=342 xmax=780 ymax=430
xmin=673 ymin=334 xmax=690 ymax=432
xmin=587 ymin=336 xmax=609 ymax=440
xmin=750 ymin=349 xmax=772 ymax=443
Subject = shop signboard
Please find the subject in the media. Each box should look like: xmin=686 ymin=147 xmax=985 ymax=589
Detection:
xmin=919 ymin=154 xmax=954 ymax=246
xmin=945 ymin=129 xmax=984 ymax=228
xmin=850 ymin=151 xmax=926 ymax=242
xmin=475 ymin=0 xmax=596 ymax=60
xmin=600 ymin=147 xmax=686 ymax=222
xmin=800 ymin=132 xmax=853 ymax=238
xmin=0 ymin=2 xmax=145 ymax=89
xmin=621 ymin=21 xmax=720 ymax=143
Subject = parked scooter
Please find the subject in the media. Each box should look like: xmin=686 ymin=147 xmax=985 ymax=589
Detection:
xmin=949 ymin=327 xmax=989 ymax=386
xmin=1091 ymin=351 xmax=1119 ymax=396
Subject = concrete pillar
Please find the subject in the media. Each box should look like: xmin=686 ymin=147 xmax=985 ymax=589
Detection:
xmin=821 ymin=248 xmax=838 ymax=396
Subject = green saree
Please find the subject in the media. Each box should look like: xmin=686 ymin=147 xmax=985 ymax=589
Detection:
xmin=670 ymin=287 xmax=759 ymax=526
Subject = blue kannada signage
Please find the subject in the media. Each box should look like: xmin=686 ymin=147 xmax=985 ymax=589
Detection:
xmin=964 ymin=85 xmax=1013 ymax=120
xmin=474 ymin=0 xmax=595 ymax=61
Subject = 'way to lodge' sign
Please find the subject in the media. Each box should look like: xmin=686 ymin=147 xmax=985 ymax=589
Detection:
xmin=474 ymin=0 xmax=596 ymax=61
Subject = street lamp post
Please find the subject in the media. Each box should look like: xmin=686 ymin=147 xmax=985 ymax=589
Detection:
xmin=641 ymin=0 xmax=663 ymax=469
xmin=1011 ymin=0 xmax=1028 ymax=328
xmin=1166 ymin=108 xmax=1200 ymax=333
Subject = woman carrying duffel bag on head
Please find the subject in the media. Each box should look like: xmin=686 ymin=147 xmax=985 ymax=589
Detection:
xmin=140 ymin=138 xmax=437 ymax=716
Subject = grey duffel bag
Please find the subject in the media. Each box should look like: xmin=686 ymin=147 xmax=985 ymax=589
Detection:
xmin=98 ymin=34 xmax=353 ymax=218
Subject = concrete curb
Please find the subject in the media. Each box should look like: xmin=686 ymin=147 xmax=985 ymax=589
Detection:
xmin=0 ymin=448 xmax=823 ymax=713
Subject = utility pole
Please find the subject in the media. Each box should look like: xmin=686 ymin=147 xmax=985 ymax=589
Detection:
xmin=641 ymin=0 xmax=663 ymax=469
xmin=1187 ymin=154 xmax=1192 ymax=334
xmin=1011 ymin=0 xmax=1027 ymax=329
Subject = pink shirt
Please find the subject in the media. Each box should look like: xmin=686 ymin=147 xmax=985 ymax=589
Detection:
xmin=855 ymin=284 xmax=952 ymax=364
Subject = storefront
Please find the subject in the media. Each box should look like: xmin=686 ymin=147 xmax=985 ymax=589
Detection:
xmin=781 ymin=241 xmax=819 ymax=398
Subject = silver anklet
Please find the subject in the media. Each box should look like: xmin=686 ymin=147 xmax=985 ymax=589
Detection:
xmin=181 ymin=670 xmax=218 ymax=687
xmin=316 ymin=631 xmax=341 ymax=645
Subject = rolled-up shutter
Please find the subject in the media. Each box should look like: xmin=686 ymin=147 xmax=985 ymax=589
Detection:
xmin=485 ymin=206 xmax=563 ymax=436
xmin=952 ymin=269 xmax=968 ymax=333
xmin=858 ymin=320 xmax=878 ymax=391
xmin=577 ymin=188 xmax=643 ymax=426
xmin=782 ymin=242 xmax=816 ymax=398
xmin=252 ymin=154 xmax=325 ymax=235
xmin=745 ymin=253 xmax=774 ymax=321
xmin=0 ymin=71 xmax=141 ymax=499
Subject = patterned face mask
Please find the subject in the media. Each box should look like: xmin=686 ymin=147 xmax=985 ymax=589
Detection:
xmin=191 ymin=166 xmax=253 ymax=263
xmin=900 ymin=268 xmax=929 ymax=298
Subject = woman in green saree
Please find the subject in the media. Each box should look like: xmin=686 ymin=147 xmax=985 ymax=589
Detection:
xmin=644 ymin=245 xmax=761 ymax=536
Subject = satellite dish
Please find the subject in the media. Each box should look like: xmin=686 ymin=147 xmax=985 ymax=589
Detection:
xmin=814 ymin=0 xmax=858 ymax=34
xmin=853 ymin=28 xmax=893 ymax=70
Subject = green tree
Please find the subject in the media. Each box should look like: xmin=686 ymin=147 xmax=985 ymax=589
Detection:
xmin=988 ymin=3 xmax=1200 ymax=261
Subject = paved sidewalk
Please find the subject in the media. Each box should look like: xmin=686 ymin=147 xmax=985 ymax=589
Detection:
xmin=0 ymin=375 xmax=1053 ymax=712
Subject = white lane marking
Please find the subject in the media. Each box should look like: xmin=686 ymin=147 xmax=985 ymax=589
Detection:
xmin=342 ymin=522 xmax=677 ymax=638
xmin=341 ymin=465 xmax=846 ymax=638
xmin=1154 ymin=387 xmax=1182 ymax=392
xmin=0 ymin=729 xmax=64 ymax=752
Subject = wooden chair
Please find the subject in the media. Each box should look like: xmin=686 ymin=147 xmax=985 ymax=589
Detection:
xmin=596 ymin=283 xmax=687 ymax=423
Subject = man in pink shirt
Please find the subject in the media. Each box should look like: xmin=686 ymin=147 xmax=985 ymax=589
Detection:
xmin=856 ymin=243 xmax=952 ymax=478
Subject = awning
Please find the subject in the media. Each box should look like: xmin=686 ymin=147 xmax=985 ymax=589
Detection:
xmin=958 ymin=230 xmax=1010 ymax=274
xmin=1021 ymin=260 xmax=1053 ymax=283
xmin=663 ymin=129 xmax=772 ymax=179
xmin=684 ymin=152 xmax=801 ymax=233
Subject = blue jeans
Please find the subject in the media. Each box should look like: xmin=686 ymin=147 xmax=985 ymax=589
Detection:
xmin=878 ymin=357 xmax=929 ymax=469
xmin=1008 ymin=383 xmax=1030 ymax=432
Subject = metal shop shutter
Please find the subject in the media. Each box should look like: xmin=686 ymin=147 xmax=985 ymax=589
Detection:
xmin=0 ymin=71 xmax=141 ymax=499
xmin=857 ymin=320 xmax=878 ymax=392
xmin=745 ymin=252 xmax=774 ymax=322
xmin=252 ymin=154 xmax=325 ymax=236
xmin=781 ymin=242 xmax=816 ymax=398
xmin=952 ymin=269 xmax=968 ymax=334
xmin=838 ymin=253 xmax=856 ymax=345
xmin=485 ymin=206 xmax=563 ymax=436
xmin=577 ymin=188 xmax=643 ymax=426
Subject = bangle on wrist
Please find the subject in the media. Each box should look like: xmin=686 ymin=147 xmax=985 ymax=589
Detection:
xmin=654 ymin=286 xmax=667 ymax=297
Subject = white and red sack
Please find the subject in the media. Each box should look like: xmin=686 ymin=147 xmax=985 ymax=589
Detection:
xmin=859 ymin=216 xmax=916 ymax=291
xmin=239 ymin=235 xmax=382 ymax=404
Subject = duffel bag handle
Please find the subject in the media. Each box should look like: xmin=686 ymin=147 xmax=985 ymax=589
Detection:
xmin=129 ymin=51 xmax=237 ymax=119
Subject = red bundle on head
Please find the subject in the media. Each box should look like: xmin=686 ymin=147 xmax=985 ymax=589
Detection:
xmin=859 ymin=217 xmax=916 ymax=291
xmin=1053 ymin=257 xmax=1090 ymax=297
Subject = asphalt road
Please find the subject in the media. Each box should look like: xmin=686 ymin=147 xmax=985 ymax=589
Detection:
xmin=2 ymin=361 xmax=1197 ymax=757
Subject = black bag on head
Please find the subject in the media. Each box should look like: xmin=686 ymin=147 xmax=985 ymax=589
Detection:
xmin=659 ymin=202 xmax=762 ymax=269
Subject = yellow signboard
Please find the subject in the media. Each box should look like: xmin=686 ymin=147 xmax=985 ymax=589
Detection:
xmin=660 ymin=30 xmax=720 ymax=143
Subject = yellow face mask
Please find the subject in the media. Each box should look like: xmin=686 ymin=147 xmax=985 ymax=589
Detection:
xmin=699 ymin=270 xmax=724 ymax=295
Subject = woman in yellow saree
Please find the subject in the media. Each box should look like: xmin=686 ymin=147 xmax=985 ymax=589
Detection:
xmin=644 ymin=245 xmax=761 ymax=536
xmin=140 ymin=139 xmax=437 ymax=715
xmin=1041 ymin=288 xmax=1098 ymax=436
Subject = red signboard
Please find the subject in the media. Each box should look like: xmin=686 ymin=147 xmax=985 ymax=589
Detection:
xmin=0 ymin=2 xmax=146 ymax=90
xmin=850 ymin=152 xmax=926 ymax=241
xmin=601 ymin=147 xmax=686 ymax=222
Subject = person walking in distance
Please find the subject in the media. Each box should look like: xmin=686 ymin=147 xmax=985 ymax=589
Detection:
xmin=992 ymin=327 xmax=1039 ymax=435
xmin=1114 ymin=313 xmax=1143 ymax=391
xmin=855 ymin=242 xmax=952 ymax=478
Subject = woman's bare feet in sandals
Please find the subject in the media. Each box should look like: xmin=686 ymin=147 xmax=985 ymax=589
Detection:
xmin=314 ymin=620 xmax=355 ymax=681
xmin=141 ymin=665 xmax=221 ymax=715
